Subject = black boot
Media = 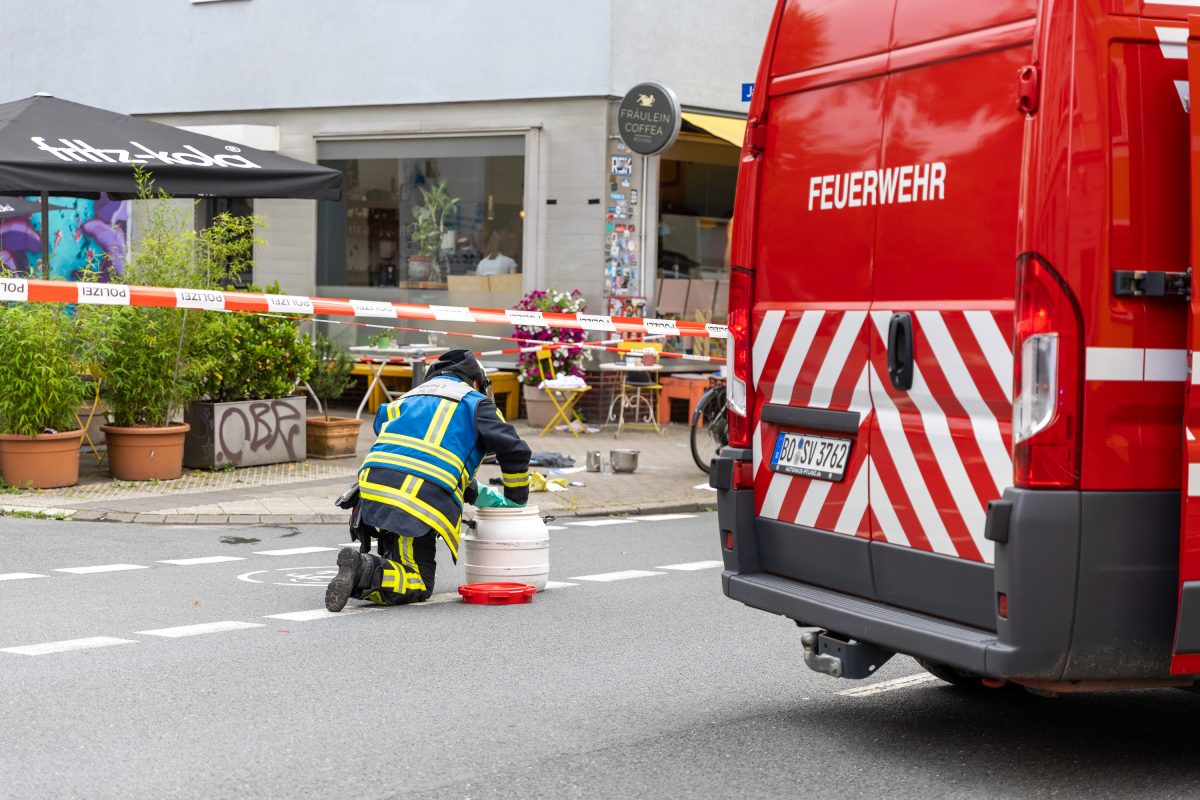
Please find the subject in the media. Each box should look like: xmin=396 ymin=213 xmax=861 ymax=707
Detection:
xmin=325 ymin=547 xmax=365 ymax=612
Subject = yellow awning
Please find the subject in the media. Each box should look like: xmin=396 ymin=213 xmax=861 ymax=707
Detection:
xmin=681 ymin=112 xmax=746 ymax=148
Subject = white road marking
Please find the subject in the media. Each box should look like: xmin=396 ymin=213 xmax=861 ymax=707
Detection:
xmin=54 ymin=564 xmax=149 ymax=575
xmin=565 ymin=518 xmax=637 ymax=527
xmin=631 ymin=514 xmax=696 ymax=522
xmin=252 ymin=547 xmax=338 ymax=556
xmin=546 ymin=525 xmax=568 ymax=531
xmin=655 ymin=560 xmax=723 ymax=571
xmin=838 ymin=673 xmax=940 ymax=697
xmin=1 ymin=637 xmax=137 ymax=656
xmin=0 ymin=572 xmax=47 ymax=581
xmin=694 ymin=483 xmax=717 ymax=492
xmin=570 ymin=569 xmax=666 ymax=582
xmin=158 ymin=556 xmax=246 ymax=566
xmin=137 ymin=621 xmax=264 ymax=638
xmin=543 ymin=580 xmax=578 ymax=589
xmin=266 ymin=608 xmax=373 ymax=622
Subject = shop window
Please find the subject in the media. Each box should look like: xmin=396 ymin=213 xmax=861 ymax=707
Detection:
xmin=656 ymin=159 xmax=737 ymax=280
xmin=316 ymin=136 xmax=525 ymax=296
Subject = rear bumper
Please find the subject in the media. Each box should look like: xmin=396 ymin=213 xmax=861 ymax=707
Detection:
xmin=713 ymin=449 xmax=1181 ymax=680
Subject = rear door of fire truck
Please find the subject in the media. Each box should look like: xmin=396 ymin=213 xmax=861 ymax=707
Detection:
xmin=1174 ymin=15 xmax=1200 ymax=675
xmin=865 ymin=1 xmax=1032 ymax=629
xmin=745 ymin=1 xmax=894 ymax=596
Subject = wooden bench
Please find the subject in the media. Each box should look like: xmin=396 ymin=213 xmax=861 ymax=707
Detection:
xmin=351 ymin=362 xmax=520 ymax=420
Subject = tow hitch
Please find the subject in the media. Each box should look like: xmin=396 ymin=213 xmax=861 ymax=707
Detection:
xmin=800 ymin=629 xmax=895 ymax=679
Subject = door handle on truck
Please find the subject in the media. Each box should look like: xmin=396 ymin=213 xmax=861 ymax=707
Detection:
xmin=887 ymin=312 xmax=914 ymax=391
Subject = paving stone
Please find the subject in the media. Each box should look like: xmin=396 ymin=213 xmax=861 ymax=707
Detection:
xmin=70 ymin=510 xmax=108 ymax=521
xmin=104 ymin=512 xmax=135 ymax=523
xmin=225 ymin=514 xmax=259 ymax=524
xmin=132 ymin=514 xmax=167 ymax=524
xmin=162 ymin=514 xmax=198 ymax=525
xmin=319 ymin=514 xmax=350 ymax=525
xmin=193 ymin=514 xmax=227 ymax=525
xmin=259 ymin=515 xmax=296 ymax=525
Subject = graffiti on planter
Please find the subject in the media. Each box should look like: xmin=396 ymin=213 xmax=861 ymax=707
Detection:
xmin=185 ymin=397 xmax=308 ymax=469
xmin=216 ymin=400 xmax=304 ymax=466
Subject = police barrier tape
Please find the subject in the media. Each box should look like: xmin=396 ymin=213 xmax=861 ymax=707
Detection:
xmin=0 ymin=278 xmax=728 ymax=339
xmin=235 ymin=310 xmax=727 ymax=364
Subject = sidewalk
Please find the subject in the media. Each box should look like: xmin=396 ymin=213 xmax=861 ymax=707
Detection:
xmin=0 ymin=421 xmax=718 ymax=525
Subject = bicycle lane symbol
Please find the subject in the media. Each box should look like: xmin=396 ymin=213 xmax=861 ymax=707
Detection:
xmin=237 ymin=565 xmax=337 ymax=587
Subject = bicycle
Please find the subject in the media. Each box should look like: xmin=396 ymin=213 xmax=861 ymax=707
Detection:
xmin=689 ymin=376 xmax=728 ymax=474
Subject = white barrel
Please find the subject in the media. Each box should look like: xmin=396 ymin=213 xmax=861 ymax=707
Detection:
xmin=463 ymin=505 xmax=550 ymax=591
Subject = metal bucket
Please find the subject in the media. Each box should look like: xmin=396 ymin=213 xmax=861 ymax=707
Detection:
xmin=610 ymin=449 xmax=640 ymax=473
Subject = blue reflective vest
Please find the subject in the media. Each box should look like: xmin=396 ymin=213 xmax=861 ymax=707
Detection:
xmin=362 ymin=376 xmax=487 ymax=503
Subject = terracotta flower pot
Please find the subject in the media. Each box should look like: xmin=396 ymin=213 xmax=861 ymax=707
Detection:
xmin=0 ymin=429 xmax=83 ymax=489
xmin=101 ymin=423 xmax=190 ymax=481
xmin=306 ymin=415 xmax=363 ymax=459
xmin=522 ymin=385 xmax=556 ymax=428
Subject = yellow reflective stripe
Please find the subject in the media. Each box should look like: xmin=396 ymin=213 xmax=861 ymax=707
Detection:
xmin=359 ymin=478 xmax=457 ymax=543
xmin=424 ymin=399 xmax=455 ymax=444
xmin=363 ymin=590 xmax=385 ymax=605
xmin=496 ymin=408 xmax=507 ymax=423
xmin=367 ymin=452 xmax=457 ymax=489
xmin=427 ymin=399 xmax=458 ymax=445
xmin=382 ymin=560 xmax=402 ymax=592
xmin=360 ymin=489 xmax=453 ymax=543
xmin=376 ymin=433 xmax=466 ymax=472
xmin=400 ymin=474 xmax=416 ymax=493
xmin=501 ymin=470 xmax=530 ymax=488
xmin=387 ymin=401 xmax=402 ymax=422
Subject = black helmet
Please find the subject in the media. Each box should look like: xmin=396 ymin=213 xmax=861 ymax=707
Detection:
xmin=426 ymin=349 xmax=491 ymax=394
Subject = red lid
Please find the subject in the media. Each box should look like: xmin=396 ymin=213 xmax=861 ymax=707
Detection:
xmin=458 ymin=582 xmax=537 ymax=605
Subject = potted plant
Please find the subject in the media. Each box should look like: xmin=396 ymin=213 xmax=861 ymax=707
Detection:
xmin=513 ymin=289 xmax=589 ymax=427
xmin=407 ymin=179 xmax=458 ymax=281
xmin=85 ymin=170 xmax=262 ymax=480
xmin=305 ymin=332 xmax=362 ymax=459
xmin=183 ymin=281 xmax=315 ymax=469
xmin=0 ymin=302 xmax=87 ymax=488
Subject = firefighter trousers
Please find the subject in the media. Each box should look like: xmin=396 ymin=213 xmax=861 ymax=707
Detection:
xmin=355 ymin=530 xmax=437 ymax=605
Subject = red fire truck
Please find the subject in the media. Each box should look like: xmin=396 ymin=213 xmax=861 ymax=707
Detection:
xmin=715 ymin=0 xmax=1200 ymax=691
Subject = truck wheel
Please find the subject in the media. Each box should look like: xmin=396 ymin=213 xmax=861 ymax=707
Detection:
xmin=916 ymin=658 xmax=988 ymax=689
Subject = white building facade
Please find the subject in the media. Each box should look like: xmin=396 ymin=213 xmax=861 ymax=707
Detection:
xmin=2 ymin=0 xmax=771 ymax=326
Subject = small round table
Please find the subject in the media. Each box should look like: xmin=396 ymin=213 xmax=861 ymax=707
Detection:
xmin=349 ymin=345 xmax=448 ymax=419
xmin=600 ymin=363 xmax=664 ymax=437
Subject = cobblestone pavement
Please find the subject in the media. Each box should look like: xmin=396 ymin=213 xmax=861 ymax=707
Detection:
xmin=0 ymin=421 xmax=717 ymax=525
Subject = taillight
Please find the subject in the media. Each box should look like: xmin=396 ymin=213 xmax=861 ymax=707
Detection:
xmin=1013 ymin=255 xmax=1083 ymax=488
xmin=726 ymin=267 xmax=754 ymax=447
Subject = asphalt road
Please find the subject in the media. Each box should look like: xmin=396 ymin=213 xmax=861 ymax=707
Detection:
xmin=1 ymin=512 xmax=1199 ymax=800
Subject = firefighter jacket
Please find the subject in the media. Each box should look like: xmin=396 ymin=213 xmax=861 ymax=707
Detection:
xmin=357 ymin=376 xmax=532 ymax=559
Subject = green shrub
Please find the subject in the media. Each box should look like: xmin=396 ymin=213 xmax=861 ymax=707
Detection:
xmin=0 ymin=303 xmax=86 ymax=436
xmin=192 ymin=282 xmax=315 ymax=403
xmin=307 ymin=333 xmax=355 ymax=419
xmin=84 ymin=169 xmax=268 ymax=426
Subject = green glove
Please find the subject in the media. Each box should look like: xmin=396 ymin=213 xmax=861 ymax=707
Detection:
xmin=474 ymin=484 xmax=522 ymax=508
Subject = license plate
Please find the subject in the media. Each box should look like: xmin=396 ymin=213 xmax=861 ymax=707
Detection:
xmin=770 ymin=432 xmax=852 ymax=482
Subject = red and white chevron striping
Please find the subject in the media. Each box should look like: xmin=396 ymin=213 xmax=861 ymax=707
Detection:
xmin=750 ymin=308 xmax=1013 ymax=564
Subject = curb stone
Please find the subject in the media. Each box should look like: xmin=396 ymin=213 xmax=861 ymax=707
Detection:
xmin=41 ymin=499 xmax=718 ymax=525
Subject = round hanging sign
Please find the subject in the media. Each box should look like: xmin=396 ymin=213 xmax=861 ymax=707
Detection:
xmin=617 ymin=82 xmax=682 ymax=156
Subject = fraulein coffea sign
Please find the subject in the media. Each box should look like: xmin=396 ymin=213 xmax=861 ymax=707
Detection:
xmin=617 ymin=83 xmax=682 ymax=156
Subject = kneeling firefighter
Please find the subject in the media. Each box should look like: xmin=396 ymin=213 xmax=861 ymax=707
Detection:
xmin=325 ymin=349 xmax=532 ymax=611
